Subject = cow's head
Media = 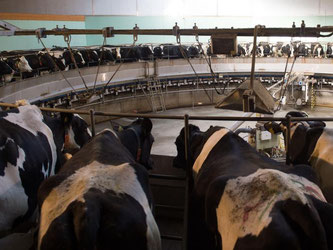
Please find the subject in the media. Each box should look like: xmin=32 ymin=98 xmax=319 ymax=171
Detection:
xmin=62 ymin=113 xmax=92 ymax=152
xmin=115 ymin=118 xmax=154 ymax=170
xmin=264 ymin=111 xmax=326 ymax=163
xmin=264 ymin=111 xmax=326 ymax=136
xmin=173 ymin=124 xmax=202 ymax=169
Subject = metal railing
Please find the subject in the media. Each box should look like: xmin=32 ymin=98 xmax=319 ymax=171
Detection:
xmin=2 ymin=102 xmax=333 ymax=249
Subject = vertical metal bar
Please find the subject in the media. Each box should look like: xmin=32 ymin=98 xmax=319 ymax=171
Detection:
xmin=182 ymin=114 xmax=190 ymax=250
xmin=286 ymin=115 xmax=291 ymax=165
xmin=90 ymin=109 xmax=96 ymax=137
xmin=250 ymin=25 xmax=259 ymax=91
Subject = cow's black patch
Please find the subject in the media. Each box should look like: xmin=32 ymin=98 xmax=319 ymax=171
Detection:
xmin=41 ymin=188 xmax=148 ymax=250
xmin=174 ymin=124 xmax=329 ymax=250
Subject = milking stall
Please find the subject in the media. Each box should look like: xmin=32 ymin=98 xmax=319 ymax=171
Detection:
xmin=3 ymin=1 xmax=333 ymax=250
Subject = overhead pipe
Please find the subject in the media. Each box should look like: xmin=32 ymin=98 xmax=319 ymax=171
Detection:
xmin=1 ymin=20 xmax=333 ymax=38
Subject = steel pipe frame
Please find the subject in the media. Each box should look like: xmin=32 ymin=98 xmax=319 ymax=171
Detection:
xmin=2 ymin=102 xmax=332 ymax=249
xmin=7 ymin=26 xmax=333 ymax=38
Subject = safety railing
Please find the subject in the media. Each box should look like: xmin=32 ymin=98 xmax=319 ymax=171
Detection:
xmin=2 ymin=102 xmax=333 ymax=250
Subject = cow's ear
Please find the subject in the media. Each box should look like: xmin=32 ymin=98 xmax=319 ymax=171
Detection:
xmin=141 ymin=118 xmax=152 ymax=136
xmin=60 ymin=113 xmax=73 ymax=127
xmin=264 ymin=122 xmax=283 ymax=134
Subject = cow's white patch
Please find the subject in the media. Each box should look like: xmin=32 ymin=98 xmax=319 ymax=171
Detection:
xmin=74 ymin=114 xmax=92 ymax=137
xmin=309 ymin=128 xmax=333 ymax=192
xmin=4 ymin=105 xmax=57 ymax=177
xmin=3 ymin=71 xmax=14 ymax=83
xmin=18 ymin=56 xmax=32 ymax=73
xmin=217 ymin=168 xmax=325 ymax=250
xmin=0 ymin=146 xmax=28 ymax=230
xmin=99 ymin=128 xmax=118 ymax=139
xmin=193 ymin=128 xmax=229 ymax=177
xmin=66 ymin=126 xmax=80 ymax=150
xmin=38 ymin=162 xmax=161 ymax=250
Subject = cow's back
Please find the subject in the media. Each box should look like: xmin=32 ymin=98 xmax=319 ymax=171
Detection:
xmin=0 ymin=105 xmax=57 ymax=231
xmin=38 ymin=130 xmax=161 ymax=250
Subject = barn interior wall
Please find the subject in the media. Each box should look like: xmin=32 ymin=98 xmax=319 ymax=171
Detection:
xmin=0 ymin=20 xmax=87 ymax=51
xmin=1 ymin=15 xmax=333 ymax=51
xmin=84 ymin=15 xmax=333 ymax=46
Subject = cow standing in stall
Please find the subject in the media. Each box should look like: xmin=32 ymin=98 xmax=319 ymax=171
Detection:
xmin=174 ymin=124 xmax=333 ymax=250
xmin=38 ymin=118 xmax=161 ymax=250
xmin=265 ymin=111 xmax=333 ymax=203
xmin=0 ymin=104 xmax=91 ymax=234
xmin=0 ymin=60 xmax=14 ymax=83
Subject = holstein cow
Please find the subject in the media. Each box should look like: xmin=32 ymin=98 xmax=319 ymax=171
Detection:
xmin=327 ymin=43 xmax=333 ymax=58
xmin=174 ymin=124 xmax=333 ymax=250
xmin=0 ymin=60 xmax=14 ymax=83
xmin=38 ymin=118 xmax=161 ymax=250
xmin=0 ymin=104 xmax=91 ymax=233
xmin=264 ymin=111 xmax=333 ymax=203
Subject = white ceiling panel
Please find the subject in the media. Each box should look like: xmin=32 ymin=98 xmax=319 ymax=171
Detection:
xmin=319 ymin=0 xmax=333 ymax=15
xmin=137 ymin=0 xmax=187 ymax=17
xmin=183 ymin=0 xmax=218 ymax=16
xmin=92 ymin=0 xmax=137 ymax=15
xmin=218 ymin=0 xmax=321 ymax=17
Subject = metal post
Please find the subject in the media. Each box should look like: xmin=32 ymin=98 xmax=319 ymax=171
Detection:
xmin=183 ymin=114 xmax=190 ymax=250
xmin=90 ymin=109 xmax=96 ymax=137
xmin=250 ymin=25 xmax=259 ymax=92
xmin=286 ymin=115 xmax=291 ymax=165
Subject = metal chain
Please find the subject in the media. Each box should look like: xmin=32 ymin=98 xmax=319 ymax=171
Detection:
xmin=91 ymin=36 xmax=107 ymax=96
xmin=38 ymin=37 xmax=80 ymax=97
xmin=177 ymin=40 xmax=213 ymax=103
xmin=276 ymin=55 xmax=297 ymax=111
xmin=195 ymin=37 xmax=227 ymax=95
xmin=64 ymin=34 xmax=89 ymax=92
xmin=102 ymin=40 xmax=137 ymax=92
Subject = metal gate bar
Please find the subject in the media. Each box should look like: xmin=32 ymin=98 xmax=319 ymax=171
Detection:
xmin=2 ymin=102 xmax=333 ymax=249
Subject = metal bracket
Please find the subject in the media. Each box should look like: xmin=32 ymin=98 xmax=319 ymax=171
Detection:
xmin=133 ymin=24 xmax=139 ymax=42
xmin=193 ymin=23 xmax=199 ymax=40
xmin=0 ymin=20 xmax=21 ymax=36
xmin=102 ymin=27 xmax=114 ymax=37
xmin=300 ymin=20 xmax=305 ymax=35
xmin=35 ymin=28 xmax=47 ymax=39
xmin=173 ymin=22 xmax=181 ymax=43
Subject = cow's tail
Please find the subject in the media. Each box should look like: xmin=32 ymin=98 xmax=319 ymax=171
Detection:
xmin=282 ymin=198 xmax=328 ymax=250
xmin=71 ymin=199 xmax=101 ymax=250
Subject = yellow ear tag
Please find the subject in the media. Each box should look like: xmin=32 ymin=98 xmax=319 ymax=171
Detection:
xmin=118 ymin=126 xmax=123 ymax=132
xmin=269 ymin=128 xmax=275 ymax=134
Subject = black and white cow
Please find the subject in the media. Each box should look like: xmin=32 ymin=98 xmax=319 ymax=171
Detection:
xmin=312 ymin=43 xmax=325 ymax=58
xmin=187 ymin=45 xmax=200 ymax=58
xmin=281 ymin=43 xmax=292 ymax=57
xmin=174 ymin=124 xmax=333 ymax=250
xmin=0 ymin=60 xmax=14 ymax=83
xmin=236 ymin=44 xmax=246 ymax=57
xmin=264 ymin=111 xmax=333 ymax=203
xmin=163 ymin=45 xmax=188 ymax=59
xmin=327 ymin=44 xmax=333 ymax=58
xmin=78 ymin=49 xmax=100 ymax=66
xmin=153 ymin=46 xmax=163 ymax=59
xmin=62 ymin=50 xmax=86 ymax=69
xmin=38 ymin=118 xmax=161 ymax=250
xmin=0 ymin=104 xmax=91 ymax=233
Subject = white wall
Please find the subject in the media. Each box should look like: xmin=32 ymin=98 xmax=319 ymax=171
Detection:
xmin=1 ymin=0 xmax=333 ymax=16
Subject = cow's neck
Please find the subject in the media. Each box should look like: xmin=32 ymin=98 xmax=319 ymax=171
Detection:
xmin=117 ymin=127 xmax=141 ymax=162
